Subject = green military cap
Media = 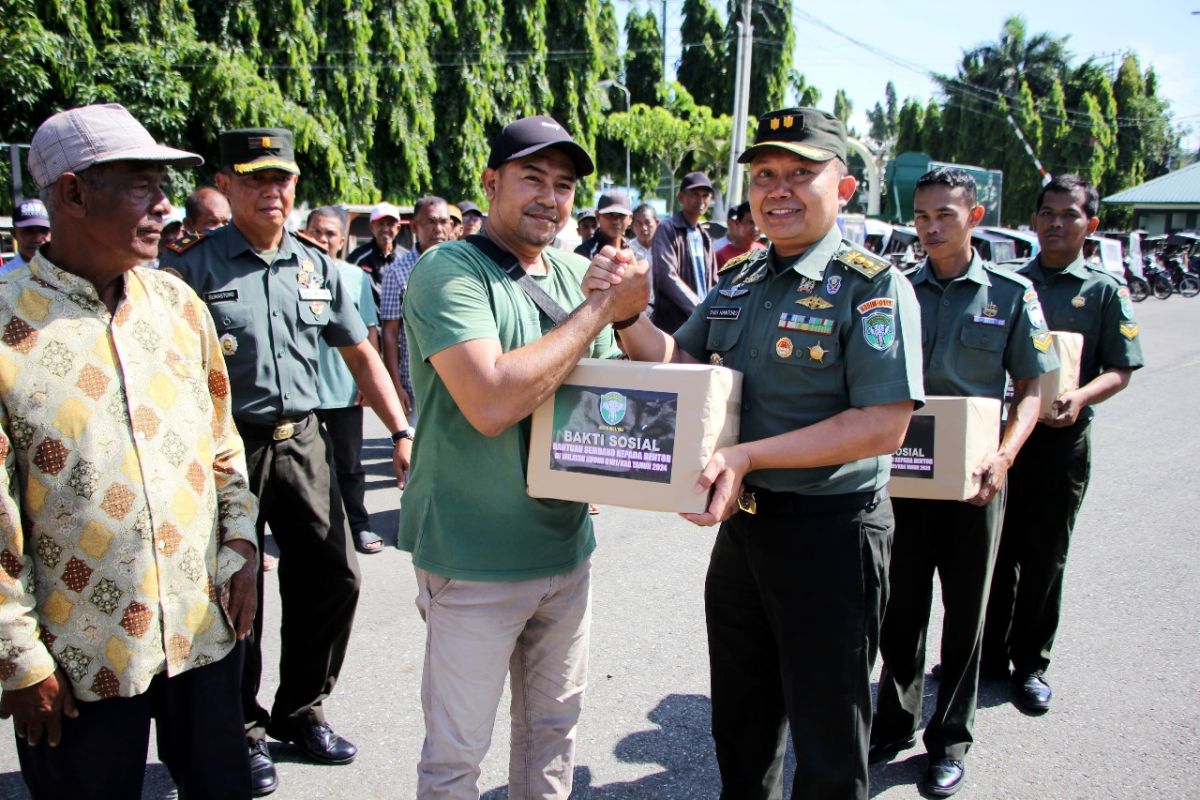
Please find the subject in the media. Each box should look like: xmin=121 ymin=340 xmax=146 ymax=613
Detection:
xmin=219 ymin=128 xmax=300 ymax=175
xmin=737 ymin=107 xmax=848 ymax=165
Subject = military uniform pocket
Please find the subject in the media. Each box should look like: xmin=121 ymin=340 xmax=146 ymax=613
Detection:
xmin=705 ymin=321 xmax=744 ymax=354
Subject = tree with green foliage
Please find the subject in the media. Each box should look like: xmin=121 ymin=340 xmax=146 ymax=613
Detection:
xmin=833 ymin=89 xmax=853 ymax=130
xmin=623 ymin=9 xmax=663 ymax=105
xmin=727 ymin=0 xmax=793 ymax=118
xmin=678 ymin=0 xmax=728 ymax=113
xmin=787 ymin=70 xmax=821 ymax=107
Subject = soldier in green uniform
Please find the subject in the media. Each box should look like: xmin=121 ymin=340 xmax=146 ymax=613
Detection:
xmin=584 ymin=107 xmax=925 ymax=800
xmin=869 ymin=169 xmax=1058 ymax=797
xmin=983 ymin=174 xmax=1145 ymax=714
xmin=159 ymin=129 xmax=413 ymax=797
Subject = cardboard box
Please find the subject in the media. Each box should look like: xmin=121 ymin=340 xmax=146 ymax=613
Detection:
xmin=527 ymin=359 xmax=742 ymax=513
xmin=889 ymin=396 xmax=1001 ymax=501
xmin=1038 ymin=331 xmax=1083 ymax=419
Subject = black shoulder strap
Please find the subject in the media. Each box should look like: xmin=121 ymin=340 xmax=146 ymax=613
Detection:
xmin=465 ymin=234 xmax=570 ymax=325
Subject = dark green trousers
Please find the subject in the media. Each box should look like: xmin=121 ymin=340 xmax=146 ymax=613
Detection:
xmin=983 ymin=420 xmax=1091 ymax=677
xmin=237 ymin=415 xmax=362 ymax=743
xmin=874 ymin=491 xmax=1004 ymax=762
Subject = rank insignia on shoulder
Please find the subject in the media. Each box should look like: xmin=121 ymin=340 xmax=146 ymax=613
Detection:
xmin=719 ymin=246 xmax=766 ymax=275
xmin=1032 ymin=332 xmax=1052 ymax=352
xmin=165 ymin=232 xmax=205 ymax=254
xmin=1119 ymin=322 xmax=1139 ymax=340
xmin=835 ymin=244 xmax=890 ymax=280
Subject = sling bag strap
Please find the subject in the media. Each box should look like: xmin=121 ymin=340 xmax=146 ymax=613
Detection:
xmin=465 ymin=234 xmax=571 ymax=325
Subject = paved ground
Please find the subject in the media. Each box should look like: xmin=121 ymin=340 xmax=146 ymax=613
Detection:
xmin=1 ymin=293 xmax=1196 ymax=799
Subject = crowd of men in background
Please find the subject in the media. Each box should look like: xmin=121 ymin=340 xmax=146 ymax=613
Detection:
xmin=0 ymin=100 xmax=1142 ymax=800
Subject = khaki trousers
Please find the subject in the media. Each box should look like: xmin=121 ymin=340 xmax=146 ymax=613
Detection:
xmin=414 ymin=559 xmax=591 ymax=800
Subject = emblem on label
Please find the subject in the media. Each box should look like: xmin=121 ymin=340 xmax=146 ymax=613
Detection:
xmin=1032 ymin=332 xmax=1052 ymax=352
xmin=856 ymin=297 xmax=896 ymax=314
xmin=219 ymin=333 xmax=237 ymax=356
xmin=779 ymin=313 xmax=834 ymax=335
xmin=797 ymin=278 xmax=817 ymax=294
xmin=983 ymin=302 xmax=999 ymax=318
xmin=598 ymin=391 xmax=627 ymax=425
xmin=861 ymin=311 xmax=895 ymax=351
xmin=797 ymin=295 xmax=834 ymax=310
xmin=1119 ymin=322 xmax=1139 ymax=340
xmin=1071 ymin=295 xmax=1086 ymax=308
xmin=808 ymin=343 xmax=827 ymax=363
xmin=719 ymin=286 xmax=750 ymax=299
xmin=775 ymin=337 xmax=794 ymax=359
xmin=825 ymin=275 xmax=842 ymax=295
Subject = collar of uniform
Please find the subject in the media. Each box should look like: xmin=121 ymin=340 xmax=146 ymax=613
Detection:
xmin=910 ymin=249 xmax=991 ymax=287
xmin=28 ymin=250 xmax=122 ymax=313
xmin=774 ymin=224 xmax=843 ymax=280
xmin=224 ymin=223 xmax=300 ymax=263
xmin=1031 ymin=253 xmax=1088 ymax=282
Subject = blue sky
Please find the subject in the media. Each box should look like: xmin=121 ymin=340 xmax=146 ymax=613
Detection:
xmin=630 ymin=0 xmax=1200 ymax=148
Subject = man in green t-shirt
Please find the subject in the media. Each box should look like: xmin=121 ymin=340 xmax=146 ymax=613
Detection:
xmin=400 ymin=115 xmax=649 ymax=799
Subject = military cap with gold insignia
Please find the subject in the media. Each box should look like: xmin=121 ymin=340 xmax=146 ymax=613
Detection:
xmin=219 ymin=128 xmax=300 ymax=175
xmin=737 ymin=107 xmax=848 ymax=165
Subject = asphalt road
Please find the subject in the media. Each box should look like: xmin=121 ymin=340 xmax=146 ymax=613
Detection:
xmin=1 ymin=293 xmax=1196 ymax=799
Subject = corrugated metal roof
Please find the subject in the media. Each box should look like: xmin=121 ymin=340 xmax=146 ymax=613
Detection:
xmin=1104 ymin=161 xmax=1200 ymax=205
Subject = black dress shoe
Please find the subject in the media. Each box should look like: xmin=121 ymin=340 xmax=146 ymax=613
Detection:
xmin=924 ymin=758 xmax=965 ymax=796
xmin=248 ymin=739 xmax=278 ymax=797
xmin=285 ymin=721 xmax=358 ymax=764
xmin=868 ymin=734 xmax=917 ymax=764
xmin=1014 ymin=671 xmax=1052 ymax=713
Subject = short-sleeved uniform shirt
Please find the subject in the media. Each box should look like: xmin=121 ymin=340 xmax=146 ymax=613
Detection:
xmin=674 ymin=225 xmax=925 ymax=495
xmin=1017 ymin=254 xmax=1145 ymax=422
xmin=160 ymin=226 xmax=368 ymax=423
xmin=317 ymin=260 xmax=378 ymax=409
xmin=400 ymin=241 xmax=621 ymax=581
xmin=906 ymin=252 xmax=1058 ymax=398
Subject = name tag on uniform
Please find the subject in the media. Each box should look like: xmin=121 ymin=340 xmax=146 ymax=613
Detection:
xmin=972 ymin=315 xmax=1006 ymax=326
xmin=299 ymin=287 xmax=333 ymax=301
xmin=204 ymin=289 xmax=239 ymax=303
xmin=708 ymin=306 xmax=741 ymax=321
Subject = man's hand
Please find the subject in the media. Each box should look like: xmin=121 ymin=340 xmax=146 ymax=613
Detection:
xmin=0 ymin=669 xmax=78 ymax=747
xmin=681 ymin=445 xmax=753 ymax=527
xmin=221 ymin=540 xmax=258 ymax=640
xmin=583 ymin=247 xmax=633 ymax=296
xmin=587 ymin=246 xmax=650 ymax=323
xmin=967 ymin=450 xmax=1012 ymax=506
xmin=1044 ymin=389 xmax=1083 ymax=428
xmin=393 ymin=437 xmax=412 ymax=489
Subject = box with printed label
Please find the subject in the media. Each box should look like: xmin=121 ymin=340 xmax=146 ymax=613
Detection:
xmin=1037 ymin=331 xmax=1083 ymax=419
xmin=527 ymin=359 xmax=742 ymax=513
xmin=889 ymin=396 xmax=1001 ymax=501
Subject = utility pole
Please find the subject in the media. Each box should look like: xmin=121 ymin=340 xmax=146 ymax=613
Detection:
xmin=1005 ymin=112 xmax=1052 ymax=186
xmin=661 ymin=0 xmax=669 ymax=80
xmin=725 ymin=0 xmax=753 ymax=210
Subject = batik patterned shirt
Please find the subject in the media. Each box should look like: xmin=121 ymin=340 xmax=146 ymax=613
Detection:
xmin=0 ymin=252 xmax=257 ymax=701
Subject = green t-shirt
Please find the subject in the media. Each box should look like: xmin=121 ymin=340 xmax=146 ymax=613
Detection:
xmin=399 ymin=240 xmax=620 ymax=580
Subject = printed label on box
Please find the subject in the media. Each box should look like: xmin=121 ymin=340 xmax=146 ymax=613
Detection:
xmin=892 ymin=416 xmax=935 ymax=479
xmin=549 ymin=385 xmax=678 ymax=484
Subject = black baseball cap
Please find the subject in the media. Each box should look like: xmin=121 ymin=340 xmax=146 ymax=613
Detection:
xmin=738 ymin=107 xmax=847 ymax=164
xmin=487 ymin=115 xmax=594 ymax=177
xmin=597 ymin=190 xmax=633 ymax=216
xmin=14 ymin=198 xmax=49 ymax=228
xmin=679 ymin=172 xmax=714 ymax=193
xmin=457 ymin=200 xmax=484 ymax=217
xmin=577 ymin=208 xmax=596 ymax=223
xmin=728 ymin=201 xmax=752 ymax=222
xmin=219 ymin=128 xmax=300 ymax=175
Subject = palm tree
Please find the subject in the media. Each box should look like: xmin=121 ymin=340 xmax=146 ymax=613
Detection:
xmin=944 ymin=15 xmax=1071 ymax=100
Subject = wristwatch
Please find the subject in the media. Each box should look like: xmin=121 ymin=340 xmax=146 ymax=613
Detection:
xmin=391 ymin=427 xmax=416 ymax=445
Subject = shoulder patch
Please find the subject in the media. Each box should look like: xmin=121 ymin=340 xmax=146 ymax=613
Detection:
xmin=835 ymin=242 xmax=890 ymax=280
xmin=164 ymin=232 xmax=205 ymax=254
xmin=718 ymin=246 xmax=766 ymax=274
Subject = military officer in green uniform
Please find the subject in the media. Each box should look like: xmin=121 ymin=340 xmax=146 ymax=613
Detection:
xmin=159 ymin=129 xmax=413 ymax=797
xmin=983 ymin=174 xmax=1144 ymax=715
xmin=869 ymin=168 xmax=1058 ymax=797
xmin=584 ymin=108 xmax=925 ymax=800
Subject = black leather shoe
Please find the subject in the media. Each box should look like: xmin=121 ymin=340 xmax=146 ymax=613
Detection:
xmin=868 ymin=734 xmax=917 ymax=764
xmin=1014 ymin=671 xmax=1052 ymax=713
xmin=248 ymin=739 xmax=278 ymax=797
xmin=286 ymin=721 xmax=358 ymax=764
xmin=924 ymin=758 xmax=965 ymax=796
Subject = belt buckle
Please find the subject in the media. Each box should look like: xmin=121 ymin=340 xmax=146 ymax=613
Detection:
xmin=737 ymin=491 xmax=757 ymax=515
xmin=273 ymin=421 xmax=296 ymax=441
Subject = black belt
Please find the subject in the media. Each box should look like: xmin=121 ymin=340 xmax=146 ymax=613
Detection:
xmin=235 ymin=413 xmax=314 ymax=442
xmin=737 ymin=485 xmax=887 ymax=516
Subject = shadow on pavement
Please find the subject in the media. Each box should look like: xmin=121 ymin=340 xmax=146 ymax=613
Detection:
xmin=0 ymin=764 xmax=179 ymax=800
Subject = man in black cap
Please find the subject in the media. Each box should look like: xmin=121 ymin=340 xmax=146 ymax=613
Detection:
xmin=399 ymin=114 xmax=648 ymax=799
xmin=0 ymin=198 xmax=51 ymax=274
xmin=575 ymin=190 xmax=632 ymax=260
xmin=159 ymin=127 xmax=414 ymax=797
xmin=583 ymin=107 xmax=924 ymax=800
xmin=458 ymin=200 xmax=485 ymax=237
xmin=715 ymin=200 xmax=765 ymax=269
xmin=649 ymin=170 xmax=717 ymax=333
xmin=575 ymin=207 xmax=597 ymax=243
